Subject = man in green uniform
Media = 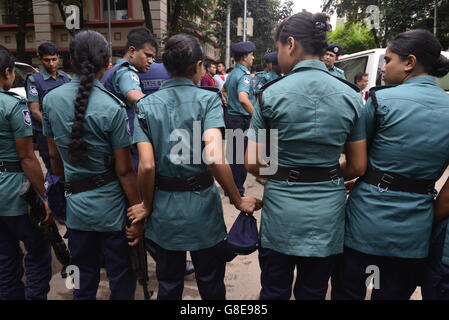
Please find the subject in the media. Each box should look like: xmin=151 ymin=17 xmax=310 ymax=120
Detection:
xmin=323 ymin=44 xmax=346 ymax=80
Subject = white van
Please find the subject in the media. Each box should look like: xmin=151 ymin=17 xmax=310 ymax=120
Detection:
xmin=335 ymin=48 xmax=449 ymax=93
xmin=10 ymin=62 xmax=37 ymax=98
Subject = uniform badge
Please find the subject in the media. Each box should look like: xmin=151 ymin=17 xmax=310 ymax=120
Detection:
xmin=131 ymin=74 xmax=140 ymax=84
xmin=22 ymin=110 xmax=32 ymax=126
xmin=333 ymin=47 xmax=339 ymax=54
xmin=243 ymin=77 xmax=250 ymax=85
xmin=29 ymin=86 xmax=38 ymax=96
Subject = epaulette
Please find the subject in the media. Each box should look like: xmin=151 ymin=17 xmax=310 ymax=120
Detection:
xmin=369 ymin=85 xmax=398 ymax=110
xmin=0 ymin=90 xmax=27 ymax=104
xmin=97 ymin=86 xmax=126 ymax=108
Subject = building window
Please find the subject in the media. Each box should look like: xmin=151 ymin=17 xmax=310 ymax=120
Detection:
xmin=5 ymin=36 xmax=11 ymax=44
xmin=114 ymin=32 xmax=121 ymax=41
xmin=1 ymin=0 xmax=34 ymax=24
xmin=103 ymin=0 xmax=128 ymax=20
xmin=61 ymin=34 xmax=68 ymax=42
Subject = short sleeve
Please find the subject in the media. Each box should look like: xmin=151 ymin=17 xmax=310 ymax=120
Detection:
xmin=10 ymin=101 xmax=33 ymax=138
xmin=237 ymin=74 xmax=252 ymax=94
xmin=363 ymin=97 xmax=377 ymax=142
xmin=117 ymin=69 xmax=142 ymax=96
xmin=110 ymin=107 xmax=132 ymax=149
xmin=133 ymin=111 xmax=151 ymax=144
xmin=347 ymin=100 xmax=367 ymax=142
xmin=42 ymin=96 xmax=54 ymax=138
xmin=26 ymin=75 xmax=39 ymax=103
xmin=203 ymin=94 xmax=225 ymax=131
xmin=247 ymin=101 xmax=266 ymax=141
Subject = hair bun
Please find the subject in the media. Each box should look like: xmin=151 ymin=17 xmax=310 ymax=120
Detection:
xmin=432 ymin=54 xmax=449 ymax=78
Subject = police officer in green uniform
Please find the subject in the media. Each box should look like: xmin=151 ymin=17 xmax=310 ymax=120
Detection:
xmin=42 ymin=31 xmax=146 ymax=300
xmin=223 ymin=41 xmax=257 ymax=196
xmin=254 ymin=52 xmax=282 ymax=93
xmin=332 ymin=29 xmax=449 ymax=300
xmin=128 ymin=34 xmax=262 ymax=300
xmin=323 ymin=44 xmax=346 ymax=80
xmin=102 ymin=27 xmax=157 ymax=166
xmin=0 ymin=44 xmax=53 ymax=300
xmin=245 ymin=12 xmax=367 ymax=300
xmin=26 ymin=43 xmax=71 ymax=172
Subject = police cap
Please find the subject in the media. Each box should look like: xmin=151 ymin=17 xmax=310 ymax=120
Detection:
xmin=231 ymin=41 xmax=256 ymax=54
xmin=263 ymin=52 xmax=278 ymax=64
xmin=326 ymin=44 xmax=343 ymax=56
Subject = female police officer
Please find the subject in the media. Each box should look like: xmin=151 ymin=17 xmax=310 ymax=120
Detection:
xmin=42 ymin=31 xmax=146 ymax=300
xmin=244 ymin=11 xmax=367 ymax=300
xmin=0 ymin=44 xmax=53 ymax=300
xmin=332 ymin=29 xmax=449 ymax=300
xmin=127 ymin=33 xmax=262 ymax=300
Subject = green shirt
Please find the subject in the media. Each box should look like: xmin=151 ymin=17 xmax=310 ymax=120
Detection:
xmin=248 ymin=60 xmax=365 ymax=257
xmin=224 ymin=64 xmax=256 ymax=116
xmin=0 ymin=89 xmax=32 ymax=216
xmin=345 ymin=76 xmax=449 ymax=259
xmin=42 ymin=79 xmax=132 ymax=232
xmin=133 ymin=78 xmax=227 ymax=251
xmin=328 ymin=65 xmax=346 ymax=80
xmin=254 ymin=71 xmax=281 ymax=94
xmin=110 ymin=58 xmax=141 ymax=107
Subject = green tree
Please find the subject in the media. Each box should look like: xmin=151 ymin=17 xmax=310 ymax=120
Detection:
xmin=324 ymin=0 xmax=449 ymax=49
xmin=5 ymin=0 xmax=33 ymax=63
xmin=328 ymin=23 xmax=377 ymax=54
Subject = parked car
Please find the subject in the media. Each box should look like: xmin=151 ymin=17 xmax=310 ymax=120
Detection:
xmin=335 ymin=48 xmax=449 ymax=93
xmin=10 ymin=62 xmax=37 ymax=98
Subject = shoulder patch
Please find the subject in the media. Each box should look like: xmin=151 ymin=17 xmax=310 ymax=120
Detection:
xmin=131 ymin=73 xmax=140 ymax=84
xmin=29 ymin=85 xmax=39 ymax=96
xmin=243 ymin=77 xmax=251 ymax=85
xmin=22 ymin=109 xmax=32 ymax=126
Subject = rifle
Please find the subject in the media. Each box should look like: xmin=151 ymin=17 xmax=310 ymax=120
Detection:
xmin=127 ymin=219 xmax=152 ymax=300
xmin=20 ymin=180 xmax=71 ymax=278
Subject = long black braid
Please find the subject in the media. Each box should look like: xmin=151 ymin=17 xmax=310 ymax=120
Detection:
xmin=68 ymin=30 xmax=110 ymax=165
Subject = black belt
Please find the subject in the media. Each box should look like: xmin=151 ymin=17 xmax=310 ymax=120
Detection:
xmin=64 ymin=170 xmax=117 ymax=195
xmin=156 ymin=171 xmax=214 ymax=192
xmin=361 ymin=167 xmax=436 ymax=195
xmin=266 ymin=165 xmax=342 ymax=183
xmin=0 ymin=161 xmax=22 ymax=172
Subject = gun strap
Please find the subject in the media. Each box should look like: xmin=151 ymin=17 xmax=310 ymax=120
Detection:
xmin=64 ymin=170 xmax=117 ymax=195
xmin=156 ymin=171 xmax=214 ymax=192
xmin=0 ymin=161 xmax=22 ymax=172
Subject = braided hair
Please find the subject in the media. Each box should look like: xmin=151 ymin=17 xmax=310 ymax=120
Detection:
xmin=68 ymin=30 xmax=110 ymax=165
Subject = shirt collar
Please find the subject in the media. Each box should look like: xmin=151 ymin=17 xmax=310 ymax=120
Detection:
xmin=70 ymin=76 xmax=105 ymax=89
xmin=403 ymin=75 xmax=436 ymax=86
xmin=40 ymin=68 xmax=64 ymax=80
xmin=291 ymin=60 xmax=328 ymax=74
xmin=0 ymin=87 xmax=8 ymax=93
xmin=159 ymin=78 xmax=196 ymax=89
xmin=236 ymin=63 xmax=250 ymax=74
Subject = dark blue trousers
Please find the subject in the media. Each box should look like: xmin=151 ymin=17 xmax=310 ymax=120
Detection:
xmin=67 ymin=229 xmax=136 ymax=300
xmin=225 ymin=114 xmax=251 ymax=196
xmin=0 ymin=215 xmax=52 ymax=300
xmin=147 ymin=239 xmax=226 ymax=300
xmin=35 ymin=131 xmax=51 ymax=172
xmin=422 ymin=226 xmax=449 ymax=300
xmin=258 ymin=247 xmax=334 ymax=300
xmin=331 ymin=246 xmax=426 ymax=300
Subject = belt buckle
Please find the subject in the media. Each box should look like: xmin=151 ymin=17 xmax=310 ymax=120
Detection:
xmin=287 ymin=170 xmax=301 ymax=185
xmin=187 ymin=176 xmax=201 ymax=192
xmin=329 ymin=168 xmax=340 ymax=185
xmin=94 ymin=175 xmax=105 ymax=188
xmin=378 ymin=173 xmax=394 ymax=193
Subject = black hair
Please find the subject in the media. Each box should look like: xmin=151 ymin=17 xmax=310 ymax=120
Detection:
xmin=226 ymin=67 xmax=234 ymax=73
xmin=389 ymin=29 xmax=449 ymax=78
xmin=217 ymin=61 xmax=225 ymax=66
xmin=38 ymin=42 xmax=58 ymax=57
xmin=205 ymin=60 xmax=216 ymax=69
xmin=0 ymin=44 xmax=15 ymax=77
xmin=162 ymin=34 xmax=204 ymax=77
xmin=274 ymin=11 xmax=331 ymax=57
xmin=68 ymin=30 xmax=111 ymax=165
xmin=233 ymin=52 xmax=249 ymax=62
xmin=354 ymin=72 xmax=368 ymax=83
xmin=126 ymin=27 xmax=158 ymax=52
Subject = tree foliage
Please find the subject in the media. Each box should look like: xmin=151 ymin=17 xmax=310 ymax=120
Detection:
xmin=328 ymin=23 xmax=377 ymax=54
xmin=324 ymin=0 xmax=449 ymax=49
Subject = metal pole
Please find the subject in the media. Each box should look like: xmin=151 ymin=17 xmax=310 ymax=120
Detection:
xmin=107 ymin=0 xmax=113 ymax=57
xmin=434 ymin=0 xmax=437 ymax=35
xmin=226 ymin=1 xmax=231 ymax=68
xmin=243 ymin=0 xmax=247 ymax=41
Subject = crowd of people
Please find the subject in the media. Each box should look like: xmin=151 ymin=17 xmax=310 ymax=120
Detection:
xmin=1 ymin=10 xmax=449 ymax=301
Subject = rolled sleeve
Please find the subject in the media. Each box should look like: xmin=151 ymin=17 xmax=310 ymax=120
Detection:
xmin=133 ymin=112 xmax=151 ymax=144
xmin=203 ymin=94 xmax=225 ymax=131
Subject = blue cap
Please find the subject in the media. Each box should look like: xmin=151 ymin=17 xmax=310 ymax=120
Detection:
xmin=231 ymin=41 xmax=256 ymax=54
xmin=326 ymin=44 xmax=343 ymax=56
xmin=263 ymin=52 xmax=278 ymax=63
